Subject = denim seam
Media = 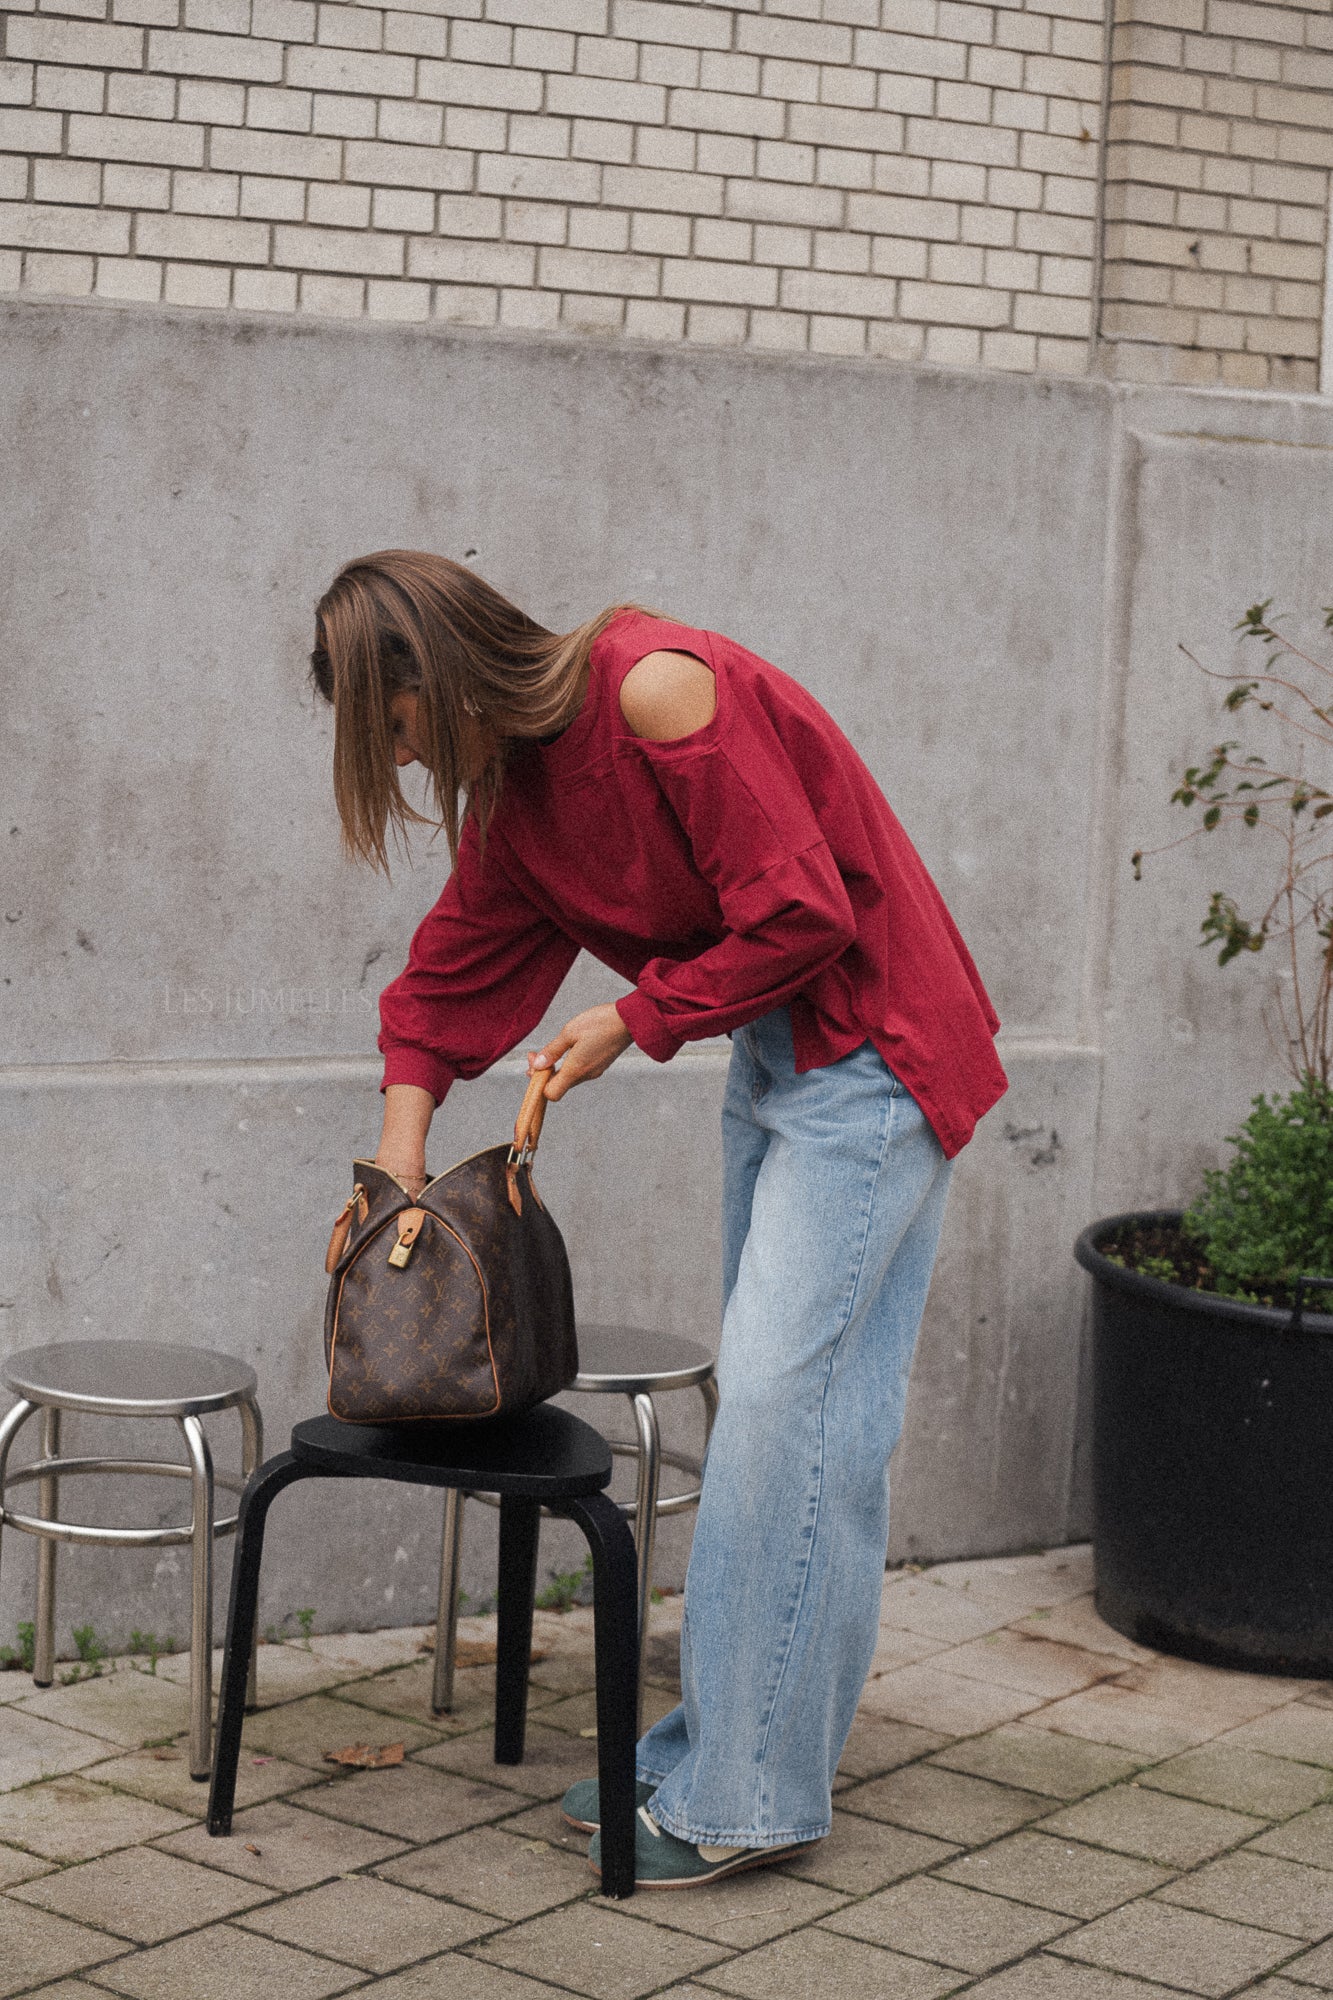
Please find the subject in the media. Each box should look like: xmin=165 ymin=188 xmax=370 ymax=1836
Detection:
xmin=647 ymin=1805 xmax=833 ymax=1850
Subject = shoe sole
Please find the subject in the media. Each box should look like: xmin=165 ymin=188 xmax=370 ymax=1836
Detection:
xmin=587 ymin=1839 xmax=818 ymax=1889
xmin=561 ymin=1807 xmax=599 ymax=1833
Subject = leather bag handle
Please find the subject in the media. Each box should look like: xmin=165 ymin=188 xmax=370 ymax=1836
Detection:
xmin=511 ymin=1069 xmax=552 ymax=1163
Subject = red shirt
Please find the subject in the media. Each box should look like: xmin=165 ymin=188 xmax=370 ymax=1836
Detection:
xmin=378 ymin=610 xmax=1007 ymax=1159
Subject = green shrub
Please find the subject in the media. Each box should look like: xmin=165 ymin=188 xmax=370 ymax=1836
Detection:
xmin=1184 ymin=1076 xmax=1333 ymax=1302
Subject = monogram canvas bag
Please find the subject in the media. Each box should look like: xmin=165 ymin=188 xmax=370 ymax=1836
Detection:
xmin=322 ymin=1073 xmax=578 ymax=1423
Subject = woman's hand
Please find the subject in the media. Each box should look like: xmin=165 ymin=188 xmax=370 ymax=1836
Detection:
xmin=528 ymin=1003 xmax=633 ymax=1102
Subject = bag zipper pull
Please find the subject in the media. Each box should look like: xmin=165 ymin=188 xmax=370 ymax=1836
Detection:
xmin=388 ymin=1208 xmax=425 ymax=1269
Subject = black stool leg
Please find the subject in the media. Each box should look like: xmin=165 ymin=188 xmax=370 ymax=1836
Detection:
xmin=567 ymin=1490 xmax=640 ymax=1900
xmin=208 ymin=1450 xmax=309 ymax=1836
xmin=494 ymin=1494 xmax=540 ymax=1764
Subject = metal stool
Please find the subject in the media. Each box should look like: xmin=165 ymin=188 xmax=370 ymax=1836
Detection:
xmin=433 ymin=1323 xmax=718 ymax=1731
xmin=0 ymin=1340 xmax=263 ymax=1780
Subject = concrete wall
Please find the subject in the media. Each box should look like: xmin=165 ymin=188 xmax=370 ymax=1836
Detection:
xmin=2 ymin=296 xmax=1327 ymax=1651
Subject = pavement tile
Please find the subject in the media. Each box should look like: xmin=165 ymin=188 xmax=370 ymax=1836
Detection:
xmin=1112 ymin=1660 xmax=1310 ymax=1721
xmin=155 ymin=1641 xmax=366 ymax=1708
xmin=0 ymin=1841 xmax=52 ymax=1886
xmin=472 ymin=1900 xmax=728 ymax=1998
xmin=299 ymin=1760 xmax=521 ymax=1841
xmin=1038 ymin=1783 xmax=1265 ymax=1867
xmin=416 ymin=1721 xmax=598 ymax=1798
xmin=858 ymin=1664 xmax=1046 ymax=1735
xmin=377 ymin=1823 xmax=593 ymax=1920
xmin=1011 ymin=1597 xmax=1156 ymax=1666
xmin=0 ymin=1900 xmax=130 ymax=1997
xmin=837 ymin=1716 xmax=948 ymax=1781
xmin=13 ymin=1666 xmax=195 ymax=1749
xmin=329 ymin=1657 xmax=499 ymax=1735
xmin=369 ymin=1961 xmax=653 ymax=2000
xmin=1025 ymin=1688 xmax=1238 ymax=1760
xmin=1240 ymin=1981 xmax=1333 ymax=2000
xmin=1048 ymin=1898 xmax=1296 ymax=1994
xmin=238 ymin=1872 xmax=494 ymax=1969
xmin=1277 ymin=1935 xmax=1333 ymax=1987
xmin=868 ymin=1628 xmax=957 ymax=1671
xmin=307 ymin=1627 xmax=433 ymax=1673
xmin=0 ymin=1776 xmax=191 ymax=1861
xmin=941 ymin=1632 xmax=1127 ymax=1702
xmin=692 ymin=1924 xmax=965 ymax=2000
xmin=938 ymin=1830 xmax=1174 ymax=1918
xmin=91 ymin=1919 xmax=363 ymax=1999
xmin=1252 ymin=1806 xmax=1333 ymax=1873
xmin=518 ymin=1683 xmax=678 ymax=1739
xmin=822 ymin=1874 xmax=1076 ymax=1972
xmin=929 ymin=1726 xmax=1147 ymax=1801
xmin=841 ymin=1763 xmax=1060 ymax=1845
xmin=1138 ymin=1746 xmax=1333 ymax=1820
xmin=0 ymin=1708 xmax=116 ymax=1792
xmin=154 ymin=1797 xmax=407 ymax=1890
xmin=962 ymin=1953 xmax=1203 ymax=1998
xmin=780 ymin=1812 xmax=958 ymax=1895
xmin=594 ymin=1868 xmax=848 ymax=1950
xmin=1220 ymin=1708 xmax=1333 ymax=1770
xmin=1155 ymin=1851 xmax=1333 ymax=1940
xmin=11 ymin=1843 xmax=274 ymax=1942
xmin=4 ymin=1985 xmax=121 ymax=2000
xmin=492 ymin=1795 xmax=598 ymax=1858
xmin=879 ymin=1577 xmax=1015 ymax=1644
xmin=84 ymin=1744 xmax=317 ymax=1816
xmin=919 ymin=1545 xmax=1096 ymax=1618
xmin=238 ymin=1691 xmax=442 ymax=1769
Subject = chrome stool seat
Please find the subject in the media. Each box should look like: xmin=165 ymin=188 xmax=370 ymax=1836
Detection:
xmin=0 ymin=1340 xmax=263 ymax=1779
xmin=433 ymin=1322 xmax=717 ymax=1731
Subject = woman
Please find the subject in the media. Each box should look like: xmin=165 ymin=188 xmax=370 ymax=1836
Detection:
xmin=311 ymin=549 xmax=1008 ymax=1890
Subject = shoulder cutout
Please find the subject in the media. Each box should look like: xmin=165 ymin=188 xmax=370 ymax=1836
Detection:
xmin=619 ymin=649 xmax=717 ymax=743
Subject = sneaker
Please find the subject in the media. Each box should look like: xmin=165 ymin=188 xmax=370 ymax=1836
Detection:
xmin=587 ymin=1804 xmax=816 ymax=1889
xmin=560 ymin=1778 xmax=659 ymax=1833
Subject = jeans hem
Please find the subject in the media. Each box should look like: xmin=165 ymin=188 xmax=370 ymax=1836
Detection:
xmin=648 ymin=1805 xmax=831 ymax=1850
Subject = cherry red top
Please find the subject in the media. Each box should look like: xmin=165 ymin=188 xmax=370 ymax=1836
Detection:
xmin=378 ymin=609 xmax=1008 ymax=1159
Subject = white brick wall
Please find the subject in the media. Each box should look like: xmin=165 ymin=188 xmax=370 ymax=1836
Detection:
xmin=0 ymin=0 xmax=1109 ymax=373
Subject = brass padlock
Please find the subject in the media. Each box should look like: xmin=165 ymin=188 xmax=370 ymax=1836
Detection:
xmin=387 ymin=1209 xmax=424 ymax=1269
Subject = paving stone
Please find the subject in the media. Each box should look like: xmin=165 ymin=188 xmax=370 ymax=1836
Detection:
xmin=0 ymin=1900 xmax=130 ymax=1997
xmin=0 ymin=1776 xmax=191 ymax=1860
xmin=879 ymin=1576 xmax=1015 ymax=1644
xmin=0 ymin=1841 xmax=52 ymax=1886
xmin=91 ymin=1919 xmax=363 ymax=1999
xmin=868 ymin=1627 xmax=956 ymax=1672
xmin=299 ymin=1760 xmax=520 ymax=1841
xmin=1038 ymin=1782 xmax=1265 ymax=1867
xmin=780 ymin=1811 xmax=958 ymax=1895
xmin=366 ymin=1959 xmax=645 ymax=2000
xmin=416 ymin=1720 xmax=598 ymax=1798
xmin=238 ymin=1872 xmax=493 ymax=1969
xmin=472 ymin=1899 xmax=727 ymax=1997
xmin=1221 ymin=1707 xmax=1333 ymax=1770
xmin=238 ymin=1691 xmax=442 ymax=1769
xmin=938 ymin=1830 xmax=1174 ymax=1918
xmin=941 ymin=1631 xmax=1127 ymax=1701
xmin=1112 ymin=1659 xmax=1309 ymax=1722
xmin=13 ymin=1666 xmax=195 ymax=1749
xmin=837 ymin=1715 xmax=947 ymax=1781
xmin=841 ymin=1762 xmax=1060 ymax=1844
xmin=377 ymin=1822 xmax=593 ymax=1920
xmin=824 ymin=1873 xmax=1075 ymax=1972
xmin=858 ymin=1663 xmax=1046 ymax=1735
xmin=154 ymin=1797 xmax=408 ymax=1890
xmin=329 ymin=1657 xmax=499 ymax=1735
xmin=5 ymin=1984 xmax=122 ymax=2000
xmin=962 ymin=1953 xmax=1202 ymax=1998
xmin=156 ymin=1642 xmax=365 ymax=1708
xmin=308 ymin=1626 xmax=433 ymax=1673
xmin=1240 ymin=1981 xmax=1333 ymax=2000
xmin=1138 ymin=1745 xmax=1333 ymax=1819
xmin=690 ymin=1923 xmax=964 ymax=2000
xmin=1048 ymin=1897 xmax=1296 ymax=1994
xmin=1252 ymin=1805 xmax=1333 ymax=1872
xmin=11 ymin=1843 xmax=274 ymax=1942
xmin=1278 ymin=1935 xmax=1333 ymax=1986
xmin=1012 ymin=1596 xmax=1156 ymax=1665
xmin=920 ymin=1545 xmax=1095 ymax=1619
xmin=518 ymin=1683 xmax=678 ymax=1739
xmin=491 ymin=1794 xmax=599 ymax=1856
xmin=929 ymin=1725 xmax=1147 ymax=1801
xmin=1026 ymin=1688 xmax=1234 ymax=1759
xmin=594 ymin=1866 xmax=848 ymax=1950
xmin=0 ymin=1708 xmax=116 ymax=1792
xmin=1155 ymin=1851 xmax=1333 ymax=1940
xmin=86 ymin=1744 xmax=317 ymax=1816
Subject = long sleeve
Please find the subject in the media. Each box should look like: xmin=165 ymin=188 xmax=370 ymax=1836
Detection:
xmin=614 ymin=732 xmax=858 ymax=1062
xmin=378 ymin=816 xmax=580 ymax=1104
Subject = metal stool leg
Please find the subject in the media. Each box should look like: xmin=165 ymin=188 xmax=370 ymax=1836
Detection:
xmin=238 ymin=1397 xmax=263 ymax=1710
xmin=181 ymin=1416 xmax=215 ymax=1780
xmin=566 ymin=1489 xmax=640 ymax=1899
xmin=432 ymin=1488 xmax=465 ymax=1716
xmin=33 ymin=1408 xmax=61 ymax=1687
xmin=0 ymin=1400 xmax=36 ymax=1607
xmin=208 ymin=1450 xmax=308 ymax=1835
xmin=628 ymin=1392 xmax=661 ymax=1739
xmin=494 ymin=1495 xmax=540 ymax=1765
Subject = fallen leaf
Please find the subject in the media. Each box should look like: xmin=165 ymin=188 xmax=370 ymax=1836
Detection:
xmin=244 ymin=1843 xmax=262 ymax=1856
xmin=250 ymin=1756 xmax=273 ymax=1766
xmin=579 ymin=1727 xmax=598 ymax=1739
xmin=521 ymin=1839 xmax=548 ymax=1854
xmin=151 ymin=1750 xmax=181 ymax=1762
xmin=322 ymin=1742 xmax=406 ymax=1769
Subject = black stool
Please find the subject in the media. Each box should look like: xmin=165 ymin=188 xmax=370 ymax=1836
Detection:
xmin=206 ymin=1405 xmax=641 ymax=1898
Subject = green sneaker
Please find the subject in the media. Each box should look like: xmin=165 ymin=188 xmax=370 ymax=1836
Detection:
xmin=560 ymin=1778 xmax=658 ymax=1833
xmin=588 ymin=1805 xmax=816 ymax=1889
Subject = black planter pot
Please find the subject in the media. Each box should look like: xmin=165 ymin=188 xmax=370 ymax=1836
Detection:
xmin=1075 ymin=1211 xmax=1333 ymax=1677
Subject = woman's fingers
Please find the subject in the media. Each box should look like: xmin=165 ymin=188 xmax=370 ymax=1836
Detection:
xmin=530 ymin=1005 xmax=633 ymax=1102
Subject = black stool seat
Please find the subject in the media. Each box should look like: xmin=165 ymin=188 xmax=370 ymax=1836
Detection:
xmin=291 ymin=1408 xmax=613 ymax=1498
xmin=208 ymin=1403 xmax=641 ymax=1897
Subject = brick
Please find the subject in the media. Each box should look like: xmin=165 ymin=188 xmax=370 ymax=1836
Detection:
xmin=33 ymin=158 xmax=102 ymax=201
xmin=813 ymin=225 xmax=868 ymax=270
xmin=637 ymin=123 xmax=695 ymax=168
xmin=1040 ymin=252 xmax=1091 ymax=294
xmin=984 ymin=245 xmax=1038 ymax=286
xmin=668 ymin=88 xmax=785 ymax=137
xmin=898 ymin=275 xmax=1011 ymax=324
xmin=1018 ymin=211 xmax=1093 ymax=255
xmin=173 ymin=167 xmax=239 ymax=212
xmin=252 ymin=0 xmax=314 ymax=36
xmin=107 ymin=73 xmax=177 ymax=117
xmin=316 ymin=0 xmax=381 ymax=46
xmin=298 ymin=269 xmax=363 ymax=311
xmin=848 ymin=189 xmax=958 ymax=238
xmin=246 ymin=83 xmax=312 ymax=129
xmin=537 ymin=241 xmax=657 ymax=291
xmin=868 ymin=318 xmax=925 ymax=361
xmin=788 ymin=102 xmax=904 ymax=148
xmin=366 ymin=275 xmax=429 ymax=318
xmin=1208 ymin=0 xmax=1304 ymax=45
xmin=407 ymin=234 xmax=534 ymax=281
xmin=1251 ymin=159 xmax=1326 ymax=203
xmin=909 ymin=117 xmax=1020 ymax=166
xmin=640 ymin=42 xmax=698 ymax=87
xmin=630 ymin=206 xmax=688 ymax=250
xmin=749 ymin=305 xmax=808 ymax=348
xmin=756 ymin=138 xmax=814 ymax=181
xmin=498 ymin=285 xmax=561 ymax=327
xmin=763 ymin=57 xmax=820 ymax=100
xmin=1245 ymin=313 xmax=1320 ymax=358
xmin=602 ymin=162 xmax=722 ymax=212
xmin=1105 ymin=139 xmax=1203 ymax=187
xmin=414 ymin=58 xmax=541 ymax=107
xmin=611 ymin=1 xmax=731 ymax=50
xmin=698 ymin=50 xmax=760 ymax=93
xmin=1249 ymin=237 xmax=1322 ymax=279
xmin=70 ymin=110 xmax=205 ymax=161
xmin=817 ymin=149 xmax=875 ymax=190
xmin=969 ymin=45 xmax=1024 ymax=88
xmin=103 ymin=160 xmax=170 ymax=202
xmin=1019 ymin=131 xmax=1099 ymax=174
xmin=997 ymin=12 xmax=1052 ymax=53
xmin=442 ymin=103 xmax=504 ymax=146
xmin=819 ymin=62 xmax=877 ymax=108
xmin=1036 ymin=334 xmax=1087 ymax=374
xmin=384 ymin=12 xmax=447 ymax=51
xmin=274 ymin=220 xmax=402 ymax=271
xmin=185 ymin=0 xmax=251 ymax=29
xmin=239 ymin=173 xmax=303 ymax=215
xmin=725 ymin=175 xmax=842 ymax=224
xmin=311 ymin=90 xmax=374 ymax=134
xmin=982 ymin=327 xmax=1038 ymax=368
xmin=0 ymin=61 xmax=34 ymax=106
xmin=180 ymin=77 xmax=245 ymax=118
xmin=1278 ymin=125 xmax=1333 ymax=168
xmin=752 ymin=219 xmax=810 ymax=262
xmin=307 ymin=180 xmax=368 ymax=224
xmin=551 ymin=74 xmax=667 ymax=125
xmin=286 ymin=45 xmax=415 ymax=93
xmin=874 ymin=72 xmax=935 ymax=115
xmin=662 ymin=254 xmax=775 ymax=302
xmin=25 ymin=250 xmax=95 ymax=291
xmin=569 ymin=202 xmax=629 ymax=246
xmin=214 ymin=124 xmax=340 ymax=174
xmin=372 ymin=184 xmax=433 ymax=229
xmin=138 ymin=208 xmax=268 ymax=257
xmin=149 ymin=27 xmax=282 ymax=78
xmin=928 ymin=239 xmax=982 ymax=281
xmin=486 ymin=0 xmax=607 ymax=30
xmin=1025 ymin=52 xmax=1103 ymax=98
xmin=8 ymin=18 xmax=145 ymax=66
xmin=0 ymin=198 xmax=130 ymax=250
xmin=936 ymin=81 xmax=994 ymax=122
xmin=0 ymin=105 xmax=63 ymax=148
xmin=995 ymin=88 xmax=1049 ymax=133
xmin=477 ymin=152 xmax=601 ymax=199
xmin=809 ymin=313 xmax=867 ymax=353
xmin=736 ymin=16 xmax=852 ymax=61
xmin=233 ymin=264 xmax=296 ymax=307
xmin=379 ymin=99 xmax=442 ymax=143
xmin=695 ymin=132 xmax=751 ymax=174
xmin=855 ymin=28 xmax=968 ymax=77
xmin=451 ymin=19 xmax=513 ymax=63
xmin=780 ymin=265 xmax=898 ymax=312
xmin=623 ymin=295 xmax=686 ymax=337
xmin=1015 ymin=289 xmax=1092 ymax=334
xmin=95 ymin=252 xmax=162 ymax=297
xmin=572 ymin=117 xmax=634 ymax=160
xmin=684 ymin=300 xmax=745 ymax=341
xmin=870 ymin=235 xmax=927 ymax=276
xmin=164 ymin=257 xmax=232 ymax=303
xmin=923 ymin=324 xmax=982 ymax=364
xmin=962 ymin=202 xmax=1016 ymax=244
xmin=513 ymin=26 xmax=575 ymax=69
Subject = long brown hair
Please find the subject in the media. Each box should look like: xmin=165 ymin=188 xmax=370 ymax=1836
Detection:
xmin=309 ymin=549 xmax=649 ymax=872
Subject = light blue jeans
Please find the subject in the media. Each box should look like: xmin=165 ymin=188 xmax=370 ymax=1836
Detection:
xmin=636 ymin=1005 xmax=954 ymax=1848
